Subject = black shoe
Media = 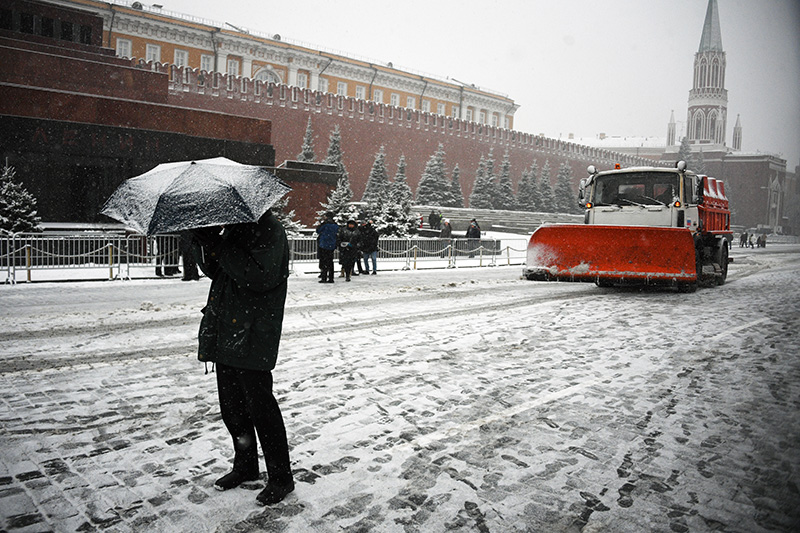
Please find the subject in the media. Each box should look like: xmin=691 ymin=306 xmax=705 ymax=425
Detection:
xmin=214 ymin=470 xmax=259 ymax=491
xmin=319 ymin=279 xmax=328 ymax=283
xmin=371 ymin=272 xmax=377 ymax=275
xmin=256 ymin=481 xmax=294 ymax=506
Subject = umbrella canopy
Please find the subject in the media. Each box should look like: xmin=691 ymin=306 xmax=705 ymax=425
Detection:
xmin=101 ymin=157 xmax=291 ymax=235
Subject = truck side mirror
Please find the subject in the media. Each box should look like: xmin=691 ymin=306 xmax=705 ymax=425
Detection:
xmin=578 ymin=178 xmax=587 ymax=206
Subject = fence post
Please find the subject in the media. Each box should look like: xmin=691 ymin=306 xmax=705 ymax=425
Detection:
xmin=108 ymin=243 xmax=114 ymax=280
xmin=413 ymin=245 xmax=418 ymax=270
xmin=26 ymin=243 xmax=31 ymax=282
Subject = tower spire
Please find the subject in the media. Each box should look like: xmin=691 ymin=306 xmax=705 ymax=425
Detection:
xmin=698 ymin=0 xmax=723 ymax=52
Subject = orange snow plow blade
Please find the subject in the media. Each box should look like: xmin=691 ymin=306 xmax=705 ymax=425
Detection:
xmin=524 ymin=225 xmax=697 ymax=285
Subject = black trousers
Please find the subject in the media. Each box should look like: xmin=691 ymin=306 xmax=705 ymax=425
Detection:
xmin=216 ymin=363 xmax=292 ymax=485
xmin=318 ymin=248 xmax=334 ymax=281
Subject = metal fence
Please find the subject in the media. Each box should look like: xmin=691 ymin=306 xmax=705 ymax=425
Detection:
xmin=1 ymin=232 xmax=530 ymax=283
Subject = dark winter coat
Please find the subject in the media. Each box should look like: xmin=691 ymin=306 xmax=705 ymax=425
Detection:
xmin=439 ymin=223 xmax=452 ymax=239
xmin=337 ymin=223 xmax=360 ymax=262
xmin=316 ymin=220 xmax=339 ymax=251
xmin=359 ymin=224 xmax=379 ymax=253
xmin=194 ymin=211 xmax=289 ymax=372
xmin=466 ymin=223 xmax=481 ymax=239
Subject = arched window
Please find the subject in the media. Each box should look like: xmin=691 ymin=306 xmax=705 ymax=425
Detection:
xmin=253 ymin=67 xmax=281 ymax=84
xmin=699 ymin=59 xmax=707 ymax=88
xmin=693 ymin=111 xmax=704 ymax=140
xmin=708 ymin=112 xmax=717 ymax=142
xmin=711 ymin=59 xmax=719 ymax=88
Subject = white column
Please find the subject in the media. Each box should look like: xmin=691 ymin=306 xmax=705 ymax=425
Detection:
xmin=242 ymin=58 xmax=253 ymax=78
xmin=287 ymin=63 xmax=299 ymax=87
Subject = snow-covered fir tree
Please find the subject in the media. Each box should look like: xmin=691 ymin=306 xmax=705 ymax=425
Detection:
xmin=390 ymin=155 xmax=413 ymax=211
xmin=469 ymin=155 xmax=493 ymax=209
xmin=693 ymin=149 xmax=707 ymax=175
xmin=448 ymin=164 xmax=464 ymax=208
xmin=362 ymin=147 xmax=390 ymax=204
xmin=317 ymin=126 xmax=353 ymax=221
xmin=539 ymin=160 xmax=556 ymax=212
xmin=554 ymin=162 xmax=577 ymax=214
xmin=0 ymin=165 xmax=41 ymax=233
xmin=296 ymin=116 xmax=315 ymax=162
xmin=516 ymin=168 xmax=535 ymax=212
xmin=271 ymin=196 xmax=303 ymax=235
xmin=678 ymin=137 xmax=693 ymax=168
xmin=484 ymin=149 xmax=497 ymax=207
xmin=371 ymin=198 xmax=415 ymax=237
xmin=494 ymin=150 xmax=516 ymax=211
xmin=415 ymin=144 xmax=450 ymax=206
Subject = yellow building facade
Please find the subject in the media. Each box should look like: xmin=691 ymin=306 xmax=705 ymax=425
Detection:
xmin=49 ymin=0 xmax=518 ymax=129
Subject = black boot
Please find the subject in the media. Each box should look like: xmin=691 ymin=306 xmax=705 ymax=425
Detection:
xmin=256 ymin=480 xmax=294 ymax=505
xmin=214 ymin=470 xmax=259 ymax=491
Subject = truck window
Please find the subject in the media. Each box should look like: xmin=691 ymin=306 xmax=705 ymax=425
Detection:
xmin=591 ymin=172 xmax=680 ymax=206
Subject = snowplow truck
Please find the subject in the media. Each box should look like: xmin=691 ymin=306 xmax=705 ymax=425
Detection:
xmin=523 ymin=161 xmax=732 ymax=292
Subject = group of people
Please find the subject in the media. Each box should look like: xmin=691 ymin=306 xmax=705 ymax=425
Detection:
xmin=739 ymin=231 xmax=767 ymax=248
xmin=315 ymin=212 xmax=379 ymax=282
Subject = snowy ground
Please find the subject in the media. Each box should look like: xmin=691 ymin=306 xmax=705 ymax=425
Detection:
xmin=1 ymin=245 xmax=799 ymax=532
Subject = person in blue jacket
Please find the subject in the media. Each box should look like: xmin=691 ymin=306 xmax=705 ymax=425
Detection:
xmin=315 ymin=211 xmax=339 ymax=283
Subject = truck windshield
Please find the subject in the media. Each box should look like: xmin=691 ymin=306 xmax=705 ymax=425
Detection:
xmin=592 ymin=172 xmax=680 ymax=206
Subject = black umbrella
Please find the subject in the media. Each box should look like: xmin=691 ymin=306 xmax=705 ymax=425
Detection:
xmin=101 ymin=157 xmax=291 ymax=235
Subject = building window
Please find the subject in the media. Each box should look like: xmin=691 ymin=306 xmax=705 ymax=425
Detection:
xmin=373 ymin=89 xmax=383 ymax=103
xmin=226 ymin=59 xmax=239 ymax=76
xmin=466 ymin=109 xmax=473 ymax=122
xmin=20 ymin=12 xmax=33 ymax=33
xmin=174 ymin=49 xmax=188 ymax=67
xmin=390 ymin=93 xmax=399 ymax=106
xmin=116 ymin=38 xmax=132 ymax=59
xmin=79 ymin=24 xmax=92 ymax=45
xmin=41 ymin=17 xmax=54 ymax=38
xmin=479 ymin=111 xmax=486 ymax=124
xmin=452 ymin=105 xmax=460 ymax=118
xmin=60 ymin=20 xmax=73 ymax=41
xmin=319 ymin=78 xmax=329 ymax=92
xmin=504 ymin=117 xmax=510 ymax=129
xmin=491 ymin=114 xmax=498 ymax=127
xmin=146 ymin=44 xmax=161 ymax=63
xmin=200 ymin=54 xmax=213 ymax=72
xmin=437 ymin=103 xmax=445 ymax=116
xmin=422 ymin=100 xmax=431 ymax=113
xmin=297 ymin=72 xmax=308 ymax=88
xmin=406 ymin=96 xmax=415 ymax=109
xmin=356 ymin=85 xmax=366 ymax=100
xmin=337 ymin=82 xmax=347 ymax=96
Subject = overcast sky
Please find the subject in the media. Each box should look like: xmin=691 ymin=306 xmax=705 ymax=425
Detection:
xmin=157 ymin=0 xmax=800 ymax=167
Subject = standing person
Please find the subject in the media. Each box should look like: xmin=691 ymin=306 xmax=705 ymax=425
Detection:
xmin=466 ymin=218 xmax=481 ymax=258
xmin=354 ymin=220 xmax=366 ymax=275
xmin=337 ymin=219 xmax=359 ymax=281
xmin=179 ymin=230 xmax=200 ymax=281
xmin=191 ymin=210 xmax=294 ymax=506
xmin=439 ymin=219 xmax=452 ymax=239
xmin=360 ymin=219 xmax=380 ymax=275
xmin=315 ymin=212 xmax=338 ymax=284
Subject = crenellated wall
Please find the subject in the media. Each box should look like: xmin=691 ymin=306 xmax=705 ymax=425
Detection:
xmin=150 ymin=61 xmax=660 ymax=220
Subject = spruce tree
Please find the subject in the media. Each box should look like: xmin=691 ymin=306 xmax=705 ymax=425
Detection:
xmin=516 ymin=169 xmax=535 ymax=212
xmin=362 ymin=146 xmax=390 ymax=204
xmin=449 ymin=164 xmax=464 ymax=208
xmin=539 ymin=160 xmax=556 ymax=212
xmin=484 ymin=149 xmax=497 ymax=208
xmin=554 ymin=162 xmax=577 ymax=214
xmin=678 ymin=137 xmax=693 ymax=168
xmin=526 ymin=160 xmax=543 ymax=212
xmin=0 ymin=165 xmax=41 ymax=233
xmin=469 ymin=155 xmax=494 ymax=209
xmin=693 ymin=149 xmax=707 ymax=175
xmin=495 ymin=150 xmax=516 ymax=210
xmin=296 ymin=116 xmax=315 ymax=162
xmin=415 ymin=144 xmax=449 ymax=206
xmin=317 ymin=126 xmax=353 ymax=220
xmin=271 ymin=196 xmax=303 ymax=235
xmin=391 ymin=155 xmax=413 ymax=211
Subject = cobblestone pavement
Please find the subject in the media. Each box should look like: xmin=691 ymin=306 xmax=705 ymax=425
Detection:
xmin=1 ymin=248 xmax=799 ymax=532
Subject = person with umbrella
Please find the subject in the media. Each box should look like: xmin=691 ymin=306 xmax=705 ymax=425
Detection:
xmin=191 ymin=211 xmax=294 ymax=506
xmin=101 ymin=158 xmax=295 ymax=506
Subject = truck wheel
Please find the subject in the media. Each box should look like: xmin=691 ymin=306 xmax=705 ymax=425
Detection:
xmin=716 ymin=244 xmax=729 ymax=286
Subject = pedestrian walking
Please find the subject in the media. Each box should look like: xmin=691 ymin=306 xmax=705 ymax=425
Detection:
xmin=337 ymin=219 xmax=360 ymax=281
xmin=315 ymin=212 xmax=338 ymax=283
xmin=191 ymin=210 xmax=294 ymax=506
xmin=360 ymin=219 xmax=379 ymax=274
